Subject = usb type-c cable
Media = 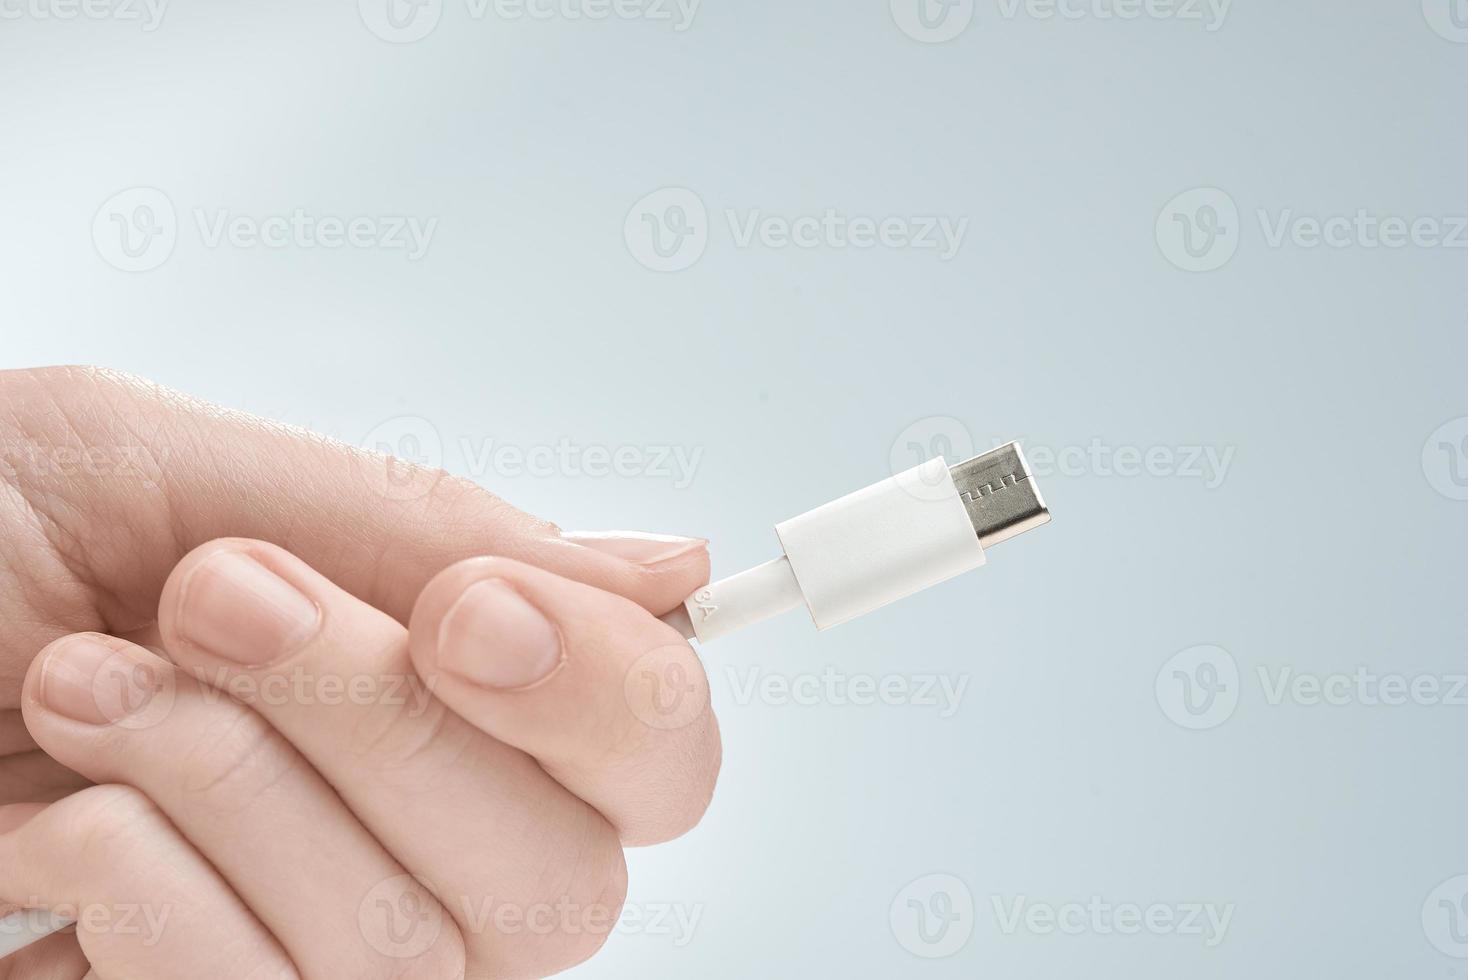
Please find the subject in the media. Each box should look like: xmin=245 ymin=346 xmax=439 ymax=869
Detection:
xmin=661 ymin=442 xmax=1050 ymax=642
xmin=0 ymin=443 xmax=1049 ymax=960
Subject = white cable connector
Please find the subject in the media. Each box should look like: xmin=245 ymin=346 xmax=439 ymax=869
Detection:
xmin=662 ymin=443 xmax=1051 ymax=643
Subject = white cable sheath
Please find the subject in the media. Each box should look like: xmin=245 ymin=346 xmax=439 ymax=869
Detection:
xmin=0 ymin=910 xmax=71 ymax=959
xmin=674 ymin=457 xmax=986 ymax=643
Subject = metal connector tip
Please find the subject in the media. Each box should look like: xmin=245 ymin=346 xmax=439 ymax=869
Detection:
xmin=949 ymin=442 xmax=1051 ymax=550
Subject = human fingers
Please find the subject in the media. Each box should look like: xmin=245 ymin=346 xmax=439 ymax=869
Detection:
xmin=409 ymin=557 xmax=721 ymax=846
xmin=0 ymin=366 xmax=708 ymax=704
xmin=20 ymin=633 xmax=463 ymax=980
xmin=0 ymin=787 xmax=295 ymax=980
xmin=156 ymin=538 xmax=627 ymax=979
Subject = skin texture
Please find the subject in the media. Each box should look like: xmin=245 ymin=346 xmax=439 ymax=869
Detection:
xmin=0 ymin=367 xmax=721 ymax=980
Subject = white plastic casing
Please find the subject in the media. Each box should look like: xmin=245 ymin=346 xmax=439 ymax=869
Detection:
xmin=776 ymin=457 xmax=986 ymax=629
xmin=679 ymin=457 xmax=986 ymax=643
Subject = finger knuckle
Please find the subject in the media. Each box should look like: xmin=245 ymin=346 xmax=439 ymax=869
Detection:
xmin=177 ymin=708 xmax=304 ymax=813
xmin=60 ymin=784 xmax=167 ymax=863
xmin=346 ymin=688 xmax=467 ymax=777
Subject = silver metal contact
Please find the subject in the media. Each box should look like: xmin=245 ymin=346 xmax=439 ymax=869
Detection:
xmin=949 ymin=442 xmax=1051 ymax=550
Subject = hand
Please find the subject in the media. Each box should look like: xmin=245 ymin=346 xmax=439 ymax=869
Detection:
xmin=0 ymin=367 xmax=720 ymax=979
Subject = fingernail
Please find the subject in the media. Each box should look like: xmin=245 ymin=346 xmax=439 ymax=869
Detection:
xmin=177 ymin=551 xmax=320 ymax=666
xmin=561 ymin=531 xmax=706 ymax=566
xmin=40 ymin=636 xmax=154 ymax=725
xmin=437 ymin=580 xmax=563 ymax=690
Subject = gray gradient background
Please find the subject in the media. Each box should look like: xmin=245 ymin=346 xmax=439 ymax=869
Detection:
xmin=3 ymin=1 xmax=1467 ymax=977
